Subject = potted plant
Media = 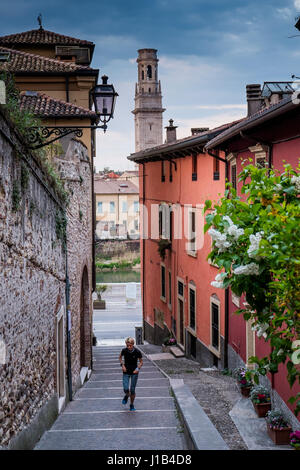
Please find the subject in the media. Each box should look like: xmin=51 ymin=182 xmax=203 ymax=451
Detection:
xmin=250 ymin=385 xmax=271 ymax=417
xmin=265 ymin=409 xmax=292 ymax=445
xmin=162 ymin=335 xmax=177 ymax=352
xmin=158 ymin=239 xmax=171 ymax=260
xmin=93 ymin=284 xmax=108 ymax=309
xmin=233 ymin=367 xmax=253 ymax=397
xmin=290 ymin=430 xmax=300 ymax=450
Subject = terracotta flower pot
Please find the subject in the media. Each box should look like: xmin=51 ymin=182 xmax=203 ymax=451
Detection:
xmin=252 ymin=401 xmax=271 ymax=417
xmin=93 ymin=299 xmax=106 ymax=309
xmin=240 ymin=386 xmax=252 ymax=397
xmin=267 ymin=424 xmax=292 ymax=445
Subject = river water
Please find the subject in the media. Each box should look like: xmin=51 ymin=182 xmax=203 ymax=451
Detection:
xmin=96 ymin=269 xmax=141 ymax=284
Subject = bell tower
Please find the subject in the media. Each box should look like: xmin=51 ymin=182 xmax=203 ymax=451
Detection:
xmin=132 ymin=49 xmax=165 ymax=152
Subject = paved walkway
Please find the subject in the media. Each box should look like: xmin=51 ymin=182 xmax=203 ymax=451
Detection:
xmin=35 ymin=346 xmax=187 ymax=450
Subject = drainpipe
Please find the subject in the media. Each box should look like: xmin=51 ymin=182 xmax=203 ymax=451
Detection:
xmin=142 ymin=163 xmax=146 ymax=341
xmin=65 ymin=250 xmax=73 ymax=402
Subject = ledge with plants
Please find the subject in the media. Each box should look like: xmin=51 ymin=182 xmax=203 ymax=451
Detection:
xmin=158 ymin=239 xmax=172 ymax=260
xmin=249 ymin=385 xmax=271 ymax=417
xmin=93 ymin=284 xmax=108 ymax=309
xmin=233 ymin=367 xmax=253 ymax=397
xmin=162 ymin=335 xmax=177 ymax=352
xmin=0 ymin=72 xmax=69 ymax=206
xmin=265 ymin=409 xmax=292 ymax=445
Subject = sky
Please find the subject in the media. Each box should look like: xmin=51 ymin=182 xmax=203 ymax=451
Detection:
xmin=2 ymin=0 xmax=300 ymax=171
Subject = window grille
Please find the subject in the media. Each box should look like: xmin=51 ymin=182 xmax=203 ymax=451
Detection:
xmin=211 ymin=302 xmax=219 ymax=349
xmin=189 ymin=288 xmax=196 ymax=330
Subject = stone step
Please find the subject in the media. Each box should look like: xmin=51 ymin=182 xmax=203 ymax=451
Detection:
xmin=67 ymin=396 xmax=175 ymax=412
xmin=51 ymin=409 xmax=178 ymax=431
xmin=170 ymin=346 xmax=185 ymax=358
xmin=84 ymin=378 xmax=169 ymax=388
xmin=90 ymin=371 xmax=163 ymax=379
xmin=76 ymin=387 xmax=171 ymax=399
xmin=35 ymin=427 xmax=184 ymax=450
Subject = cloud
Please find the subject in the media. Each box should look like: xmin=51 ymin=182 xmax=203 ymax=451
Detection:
xmin=294 ymin=0 xmax=300 ymax=11
xmin=176 ymin=110 xmax=246 ymax=140
xmin=169 ymin=104 xmax=247 ymax=111
xmin=276 ymin=7 xmax=293 ymax=20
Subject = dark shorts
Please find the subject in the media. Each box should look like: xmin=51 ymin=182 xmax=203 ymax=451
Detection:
xmin=123 ymin=373 xmax=138 ymax=394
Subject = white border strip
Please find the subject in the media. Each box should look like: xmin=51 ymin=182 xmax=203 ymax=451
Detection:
xmin=49 ymin=426 xmax=176 ymax=433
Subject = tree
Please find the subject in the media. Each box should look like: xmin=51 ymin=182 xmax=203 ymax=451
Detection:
xmin=204 ymin=162 xmax=300 ymax=415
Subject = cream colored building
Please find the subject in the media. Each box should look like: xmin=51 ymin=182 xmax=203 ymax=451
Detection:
xmin=94 ymin=178 xmax=139 ymax=239
xmin=119 ymin=170 xmax=139 ymax=188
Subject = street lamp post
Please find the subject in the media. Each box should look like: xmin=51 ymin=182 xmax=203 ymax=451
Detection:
xmin=26 ymin=75 xmax=118 ymax=149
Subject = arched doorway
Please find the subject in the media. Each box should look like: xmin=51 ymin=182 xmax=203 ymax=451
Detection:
xmin=80 ymin=266 xmax=91 ymax=368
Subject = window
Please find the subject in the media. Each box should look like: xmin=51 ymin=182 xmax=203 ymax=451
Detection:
xmin=161 ymin=264 xmax=166 ymax=301
xmin=211 ymin=298 xmax=220 ymax=352
xmin=169 ymin=161 xmax=173 ymax=182
xmin=213 ymin=157 xmax=220 ymax=180
xmin=168 ymin=271 xmax=172 ymax=309
xmin=122 ymin=201 xmax=128 ymax=213
xmin=134 ymin=201 xmax=139 ymax=213
xmin=177 ymin=279 xmax=185 ymax=346
xmin=134 ymin=219 xmax=139 ymax=230
xmin=178 ymin=280 xmax=184 ymax=297
xmin=192 ymin=155 xmax=197 ymax=181
xmin=231 ymin=163 xmax=237 ymax=190
xmin=147 ymin=65 xmax=152 ymax=79
xmin=256 ymin=156 xmax=266 ymax=168
xmin=161 ymin=161 xmax=165 ymax=182
xmin=97 ymin=201 xmax=103 ymax=213
xmin=187 ymin=208 xmax=196 ymax=255
xmin=189 ymin=285 xmax=196 ymax=331
xmin=159 ymin=203 xmax=171 ymax=239
xmin=110 ymin=201 xmax=115 ymax=213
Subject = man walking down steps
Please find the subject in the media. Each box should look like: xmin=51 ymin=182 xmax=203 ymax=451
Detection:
xmin=34 ymin=345 xmax=187 ymax=450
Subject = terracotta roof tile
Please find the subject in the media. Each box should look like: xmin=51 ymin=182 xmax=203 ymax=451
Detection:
xmin=128 ymin=117 xmax=246 ymax=162
xmin=0 ymin=28 xmax=94 ymax=46
xmin=94 ymin=179 xmax=139 ymax=194
xmin=0 ymin=46 xmax=97 ymax=73
xmin=19 ymin=91 xmax=97 ymax=119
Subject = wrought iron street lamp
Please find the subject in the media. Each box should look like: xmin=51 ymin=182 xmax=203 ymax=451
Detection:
xmin=27 ymin=75 xmax=118 ymax=149
xmin=92 ymin=75 xmax=118 ymax=126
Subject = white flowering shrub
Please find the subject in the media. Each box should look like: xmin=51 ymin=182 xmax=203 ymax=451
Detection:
xmin=204 ymin=162 xmax=300 ymax=415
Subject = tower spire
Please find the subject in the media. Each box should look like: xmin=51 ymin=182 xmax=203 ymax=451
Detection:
xmin=132 ymin=49 xmax=165 ymax=152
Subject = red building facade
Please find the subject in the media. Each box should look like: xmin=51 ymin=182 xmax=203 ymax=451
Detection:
xmin=128 ymin=121 xmax=241 ymax=368
xmin=205 ymin=82 xmax=300 ymax=421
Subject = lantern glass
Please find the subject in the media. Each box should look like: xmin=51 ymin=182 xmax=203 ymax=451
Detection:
xmin=93 ymin=77 xmax=118 ymax=121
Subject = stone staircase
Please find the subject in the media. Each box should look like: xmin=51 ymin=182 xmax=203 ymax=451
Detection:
xmin=34 ymin=346 xmax=187 ymax=450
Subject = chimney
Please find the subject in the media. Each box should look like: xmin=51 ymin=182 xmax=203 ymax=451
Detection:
xmin=165 ymin=119 xmax=177 ymax=143
xmin=191 ymin=127 xmax=209 ymax=136
xmin=246 ymin=84 xmax=263 ymax=116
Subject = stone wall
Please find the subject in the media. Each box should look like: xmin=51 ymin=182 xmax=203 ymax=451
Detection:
xmin=95 ymin=239 xmax=140 ymax=259
xmin=55 ymin=138 xmax=93 ymax=389
xmin=0 ymin=108 xmax=66 ymax=448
